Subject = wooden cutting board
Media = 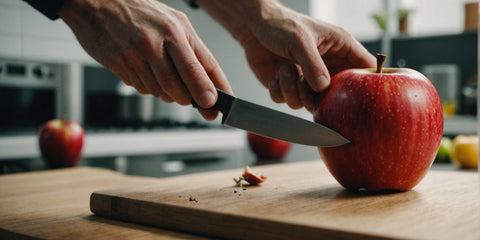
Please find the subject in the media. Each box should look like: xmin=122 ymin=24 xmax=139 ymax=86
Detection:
xmin=90 ymin=161 xmax=480 ymax=240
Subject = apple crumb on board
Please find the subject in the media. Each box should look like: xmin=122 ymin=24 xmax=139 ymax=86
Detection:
xmin=189 ymin=195 xmax=198 ymax=203
xmin=233 ymin=188 xmax=247 ymax=194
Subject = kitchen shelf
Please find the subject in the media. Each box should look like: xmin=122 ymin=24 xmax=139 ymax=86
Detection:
xmin=443 ymin=116 xmax=477 ymax=136
xmin=0 ymin=129 xmax=246 ymax=160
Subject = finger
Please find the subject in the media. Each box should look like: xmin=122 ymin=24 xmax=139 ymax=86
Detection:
xmin=297 ymin=76 xmax=315 ymax=112
xmin=149 ymin=51 xmax=191 ymax=105
xmin=198 ymin=108 xmax=219 ymax=121
xmin=165 ymin=36 xmax=217 ymax=109
xmin=346 ymin=35 xmax=377 ymax=68
xmin=191 ymin=36 xmax=233 ymax=95
xmin=126 ymin=67 xmax=148 ymax=94
xmin=242 ymin=37 xmax=279 ymax=89
xmin=111 ymin=57 xmax=134 ymax=86
xmin=132 ymin=60 xmax=164 ymax=97
xmin=279 ymin=64 xmax=302 ymax=109
xmin=111 ymin=56 xmax=148 ymax=94
xmin=268 ymin=79 xmax=284 ymax=103
xmin=288 ymin=35 xmax=330 ymax=92
xmin=189 ymin=35 xmax=232 ymax=119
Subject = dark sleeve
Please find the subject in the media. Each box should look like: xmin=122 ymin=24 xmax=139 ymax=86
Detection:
xmin=22 ymin=0 xmax=66 ymax=20
xmin=183 ymin=0 xmax=199 ymax=9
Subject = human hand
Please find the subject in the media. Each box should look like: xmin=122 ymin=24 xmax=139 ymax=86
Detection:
xmin=198 ymin=0 xmax=375 ymax=112
xmin=58 ymin=0 xmax=232 ymax=120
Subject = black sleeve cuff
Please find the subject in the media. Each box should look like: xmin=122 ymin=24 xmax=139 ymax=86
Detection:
xmin=23 ymin=0 xmax=65 ymax=20
xmin=183 ymin=0 xmax=199 ymax=9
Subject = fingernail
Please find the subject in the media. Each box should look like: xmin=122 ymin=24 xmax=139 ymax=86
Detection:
xmin=199 ymin=91 xmax=216 ymax=107
xmin=313 ymin=75 xmax=330 ymax=92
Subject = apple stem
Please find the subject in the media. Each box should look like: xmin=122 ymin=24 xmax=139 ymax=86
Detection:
xmin=376 ymin=53 xmax=387 ymax=73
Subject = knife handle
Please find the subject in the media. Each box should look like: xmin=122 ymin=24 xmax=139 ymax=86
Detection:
xmin=191 ymin=88 xmax=234 ymax=117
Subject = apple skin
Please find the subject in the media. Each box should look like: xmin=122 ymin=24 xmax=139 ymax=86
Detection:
xmin=313 ymin=68 xmax=443 ymax=191
xmin=247 ymin=132 xmax=291 ymax=160
xmin=38 ymin=118 xmax=84 ymax=168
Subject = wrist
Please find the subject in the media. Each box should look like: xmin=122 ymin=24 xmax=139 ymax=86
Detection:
xmin=58 ymin=0 xmax=103 ymax=28
xmin=58 ymin=0 xmax=85 ymax=23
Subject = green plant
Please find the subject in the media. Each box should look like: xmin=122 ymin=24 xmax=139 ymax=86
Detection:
xmin=398 ymin=9 xmax=412 ymax=20
xmin=372 ymin=13 xmax=387 ymax=32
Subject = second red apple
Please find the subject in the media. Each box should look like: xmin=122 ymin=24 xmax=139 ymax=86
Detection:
xmin=247 ymin=132 xmax=291 ymax=160
xmin=38 ymin=116 xmax=84 ymax=168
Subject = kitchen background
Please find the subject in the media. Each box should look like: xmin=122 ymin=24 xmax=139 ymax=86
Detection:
xmin=0 ymin=0 xmax=477 ymax=176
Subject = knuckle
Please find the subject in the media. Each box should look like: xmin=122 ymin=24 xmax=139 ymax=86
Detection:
xmin=174 ymin=11 xmax=190 ymax=23
xmin=162 ymin=11 xmax=190 ymax=37
xmin=285 ymin=29 xmax=310 ymax=58
xmin=157 ymin=76 xmax=191 ymax=105
xmin=182 ymin=60 xmax=204 ymax=78
xmin=150 ymin=88 xmax=164 ymax=98
xmin=158 ymin=76 xmax=178 ymax=93
xmin=336 ymin=26 xmax=351 ymax=38
xmin=156 ymin=92 xmax=174 ymax=103
xmin=134 ymin=30 xmax=157 ymax=52
xmin=202 ymin=55 xmax=220 ymax=73
xmin=285 ymin=23 xmax=309 ymax=45
xmin=269 ymin=91 xmax=285 ymax=104
xmin=330 ymin=26 xmax=351 ymax=45
xmin=176 ymin=97 xmax=191 ymax=106
xmin=135 ymin=87 xmax=148 ymax=95
xmin=288 ymin=102 xmax=303 ymax=109
xmin=284 ymin=93 xmax=302 ymax=109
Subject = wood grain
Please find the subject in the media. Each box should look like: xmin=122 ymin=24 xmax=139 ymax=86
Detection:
xmin=89 ymin=161 xmax=480 ymax=240
xmin=0 ymin=167 xmax=210 ymax=239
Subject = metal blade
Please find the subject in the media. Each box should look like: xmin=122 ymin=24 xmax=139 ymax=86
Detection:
xmin=223 ymin=98 xmax=349 ymax=147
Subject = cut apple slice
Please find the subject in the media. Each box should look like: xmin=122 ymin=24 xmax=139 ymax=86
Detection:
xmin=233 ymin=165 xmax=267 ymax=186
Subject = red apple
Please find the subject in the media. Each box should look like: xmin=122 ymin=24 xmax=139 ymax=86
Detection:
xmin=313 ymin=54 xmax=443 ymax=192
xmin=247 ymin=132 xmax=291 ymax=160
xmin=38 ymin=116 xmax=84 ymax=168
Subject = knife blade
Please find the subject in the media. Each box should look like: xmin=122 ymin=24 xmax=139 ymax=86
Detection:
xmin=192 ymin=89 xmax=349 ymax=147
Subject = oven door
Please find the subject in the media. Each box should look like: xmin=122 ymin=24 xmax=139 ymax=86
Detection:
xmin=0 ymin=86 xmax=56 ymax=135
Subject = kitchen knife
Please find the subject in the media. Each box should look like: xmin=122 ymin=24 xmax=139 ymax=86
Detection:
xmin=192 ymin=89 xmax=349 ymax=147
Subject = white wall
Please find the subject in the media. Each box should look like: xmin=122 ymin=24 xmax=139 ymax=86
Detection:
xmin=0 ymin=0 xmax=93 ymax=63
xmin=311 ymin=0 xmax=470 ymax=41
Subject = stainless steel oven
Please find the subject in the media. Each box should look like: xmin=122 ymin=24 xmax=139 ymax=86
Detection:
xmin=0 ymin=58 xmax=83 ymax=135
xmin=0 ymin=58 xmax=60 ymax=134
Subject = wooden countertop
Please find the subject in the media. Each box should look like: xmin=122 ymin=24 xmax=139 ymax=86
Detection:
xmin=0 ymin=161 xmax=479 ymax=239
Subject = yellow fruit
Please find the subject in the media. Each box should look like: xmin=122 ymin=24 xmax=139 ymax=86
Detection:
xmin=451 ymin=135 xmax=478 ymax=169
